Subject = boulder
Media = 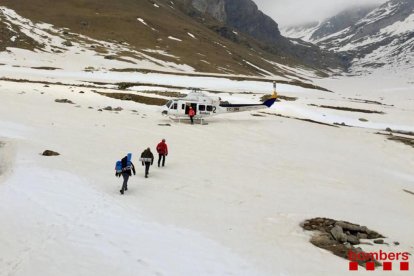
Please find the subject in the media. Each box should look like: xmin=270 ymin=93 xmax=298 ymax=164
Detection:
xmin=310 ymin=233 xmax=336 ymax=247
xmin=42 ymin=150 xmax=60 ymax=156
xmin=331 ymin=226 xmax=347 ymax=243
xmin=335 ymin=221 xmax=364 ymax=232
xmin=347 ymin=235 xmax=360 ymax=245
xmin=62 ymin=40 xmax=73 ymax=47
xmin=55 ymin=99 xmax=74 ymax=104
xmin=367 ymin=229 xmax=384 ymax=239
xmin=357 ymin=233 xmax=368 ymax=239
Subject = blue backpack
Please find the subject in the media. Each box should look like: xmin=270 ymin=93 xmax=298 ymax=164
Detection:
xmin=115 ymin=153 xmax=132 ymax=173
xmin=115 ymin=161 xmax=122 ymax=173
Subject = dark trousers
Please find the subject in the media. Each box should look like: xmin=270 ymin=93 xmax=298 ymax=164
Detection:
xmin=121 ymin=172 xmax=129 ymax=192
xmin=190 ymin=116 xmax=194 ymax=124
xmin=144 ymin=162 xmax=151 ymax=177
xmin=158 ymin=154 xmax=166 ymax=167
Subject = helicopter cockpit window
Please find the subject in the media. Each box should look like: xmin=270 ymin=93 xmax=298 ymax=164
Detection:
xmin=166 ymin=100 xmax=172 ymax=108
xmin=199 ymin=105 xmax=206 ymax=111
xmin=206 ymin=105 xmax=213 ymax=111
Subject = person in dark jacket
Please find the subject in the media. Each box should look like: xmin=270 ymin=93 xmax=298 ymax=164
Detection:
xmin=140 ymin=147 xmax=154 ymax=178
xmin=118 ymin=155 xmax=136 ymax=195
xmin=156 ymin=139 xmax=168 ymax=167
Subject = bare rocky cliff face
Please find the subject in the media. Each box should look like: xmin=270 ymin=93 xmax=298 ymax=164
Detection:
xmin=183 ymin=0 xmax=347 ymax=71
xmin=192 ymin=0 xmax=226 ymax=22
xmin=190 ymin=0 xmax=283 ymax=44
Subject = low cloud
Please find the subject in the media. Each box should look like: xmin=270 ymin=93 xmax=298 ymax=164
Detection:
xmin=254 ymin=0 xmax=387 ymax=27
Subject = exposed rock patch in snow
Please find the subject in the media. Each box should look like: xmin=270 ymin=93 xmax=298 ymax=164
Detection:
xmin=303 ymin=218 xmax=386 ymax=268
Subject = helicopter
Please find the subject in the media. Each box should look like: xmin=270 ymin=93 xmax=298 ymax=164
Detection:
xmin=161 ymin=82 xmax=278 ymax=121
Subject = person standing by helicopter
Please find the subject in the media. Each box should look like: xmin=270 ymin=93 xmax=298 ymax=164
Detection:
xmin=188 ymin=106 xmax=196 ymax=124
xmin=156 ymin=139 xmax=168 ymax=167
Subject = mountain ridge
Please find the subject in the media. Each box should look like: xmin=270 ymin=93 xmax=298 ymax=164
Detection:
xmin=282 ymin=0 xmax=414 ymax=73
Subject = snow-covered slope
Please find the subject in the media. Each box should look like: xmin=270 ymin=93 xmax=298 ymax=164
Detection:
xmin=281 ymin=5 xmax=377 ymax=43
xmin=282 ymin=0 xmax=414 ymax=74
xmin=1 ymin=51 xmax=414 ymax=275
xmin=317 ymin=0 xmax=414 ymax=73
xmin=282 ymin=22 xmax=320 ymax=42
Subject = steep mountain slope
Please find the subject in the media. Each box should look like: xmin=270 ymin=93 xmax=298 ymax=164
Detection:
xmin=281 ymin=21 xmax=319 ymax=42
xmin=283 ymin=0 xmax=414 ymax=73
xmin=180 ymin=0 xmax=347 ymax=71
xmin=191 ymin=0 xmax=284 ymax=45
xmin=0 ymin=0 xmax=340 ymax=82
xmin=282 ymin=5 xmax=378 ymax=42
xmin=318 ymin=0 xmax=414 ymax=72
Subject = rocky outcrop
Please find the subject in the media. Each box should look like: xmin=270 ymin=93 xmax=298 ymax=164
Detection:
xmin=190 ymin=0 xmax=282 ymax=44
xmin=192 ymin=0 xmax=226 ymax=22
xmin=302 ymin=218 xmax=386 ymax=268
xmin=42 ymin=150 xmax=60 ymax=156
xmin=55 ymin=98 xmax=74 ymax=104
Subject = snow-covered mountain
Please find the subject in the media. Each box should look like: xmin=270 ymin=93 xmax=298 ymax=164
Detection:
xmin=281 ymin=5 xmax=377 ymax=42
xmin=282 ymin=0 xmax=414 ymax=73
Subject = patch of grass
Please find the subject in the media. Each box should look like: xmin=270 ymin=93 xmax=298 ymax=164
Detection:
xmin=259 ymin=111 xmax=338 ymax=128
xmin=111 ymin=68 xmax=329 ymax=91
xmin=387 ymin=135 xmax=414 ymax=149
xmin=403 ymin=189 xmax=414 ymax=196
xmin=0 ymin=19 xmax=43 ymax=52
xmin=31 ymin=66 xmax=61 ymax=70
xmin=142 ymin=91 xmax=187 ymax=98
xmin=261 ymin=94 xmax=297 ymax=102
xmin=95 ymin=91 xmax=167 ymax=106
xmin=117 ymin=82 xmax=188 ymax=91
xmin=309 ymin=104 xmax=385 ymax=114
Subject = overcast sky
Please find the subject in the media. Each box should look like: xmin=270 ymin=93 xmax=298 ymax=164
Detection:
xmin=253 ymin=0 xmax=388 ymax=27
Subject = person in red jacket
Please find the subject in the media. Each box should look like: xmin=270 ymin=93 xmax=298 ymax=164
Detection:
xmin=156 ymin=139 xmax=168 ymax=167
xmin=188 ymin=106 xmax=196 ymax=124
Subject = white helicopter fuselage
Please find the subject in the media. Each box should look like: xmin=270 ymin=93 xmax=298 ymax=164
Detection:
xmin=161 ymin=88 xmax=277 ymax=119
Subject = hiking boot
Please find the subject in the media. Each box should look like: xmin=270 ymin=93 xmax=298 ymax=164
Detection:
xmin=120 ymin=190 xmax=124 ymax=195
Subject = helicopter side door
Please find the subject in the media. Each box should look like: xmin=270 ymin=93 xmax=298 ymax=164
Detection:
xmin=185 ymin=103 xmax=198 ymax=115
